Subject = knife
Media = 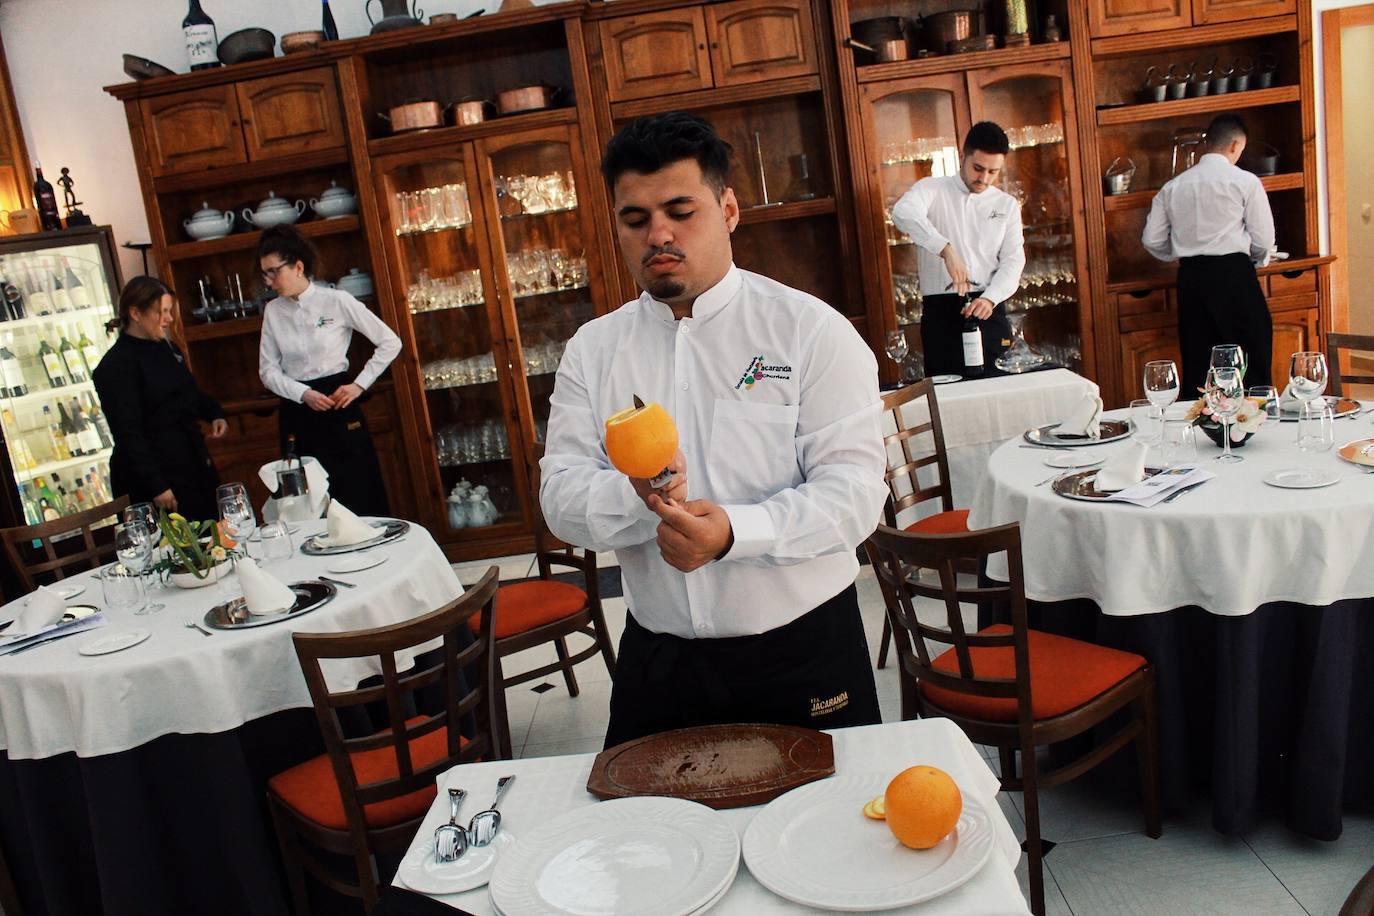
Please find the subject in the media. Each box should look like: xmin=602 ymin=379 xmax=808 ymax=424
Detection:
xmin=1161 ymin=480 xmax=1210 ymax=503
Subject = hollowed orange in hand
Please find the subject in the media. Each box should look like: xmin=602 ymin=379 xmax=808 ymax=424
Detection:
xmin=605 ymin=397 xmax=678 ymax=480
xmin=884 ymin=765 xmax=962 ymax=850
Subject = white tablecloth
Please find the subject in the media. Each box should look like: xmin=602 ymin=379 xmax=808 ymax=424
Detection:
xmin=887 ymin=370 xmax=1097 ymax=526
xmin=395 ymin=718 xmax=1028 ymax=915
xmin=970 ymin=411 xmax=1374 ymax=615
xmin=0 ymin=519 xmax=463 ymax=760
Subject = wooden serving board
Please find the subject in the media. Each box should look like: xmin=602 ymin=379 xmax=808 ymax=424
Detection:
xmin=586 ymin=723 xmax=835 ymax=809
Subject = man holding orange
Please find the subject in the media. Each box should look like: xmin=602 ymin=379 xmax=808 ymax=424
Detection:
xmin=540 ymin=112 xmax=888 ymax=747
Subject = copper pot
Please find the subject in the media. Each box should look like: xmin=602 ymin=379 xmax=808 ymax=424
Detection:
xmin=378 ymin=99 xmax=444 ymax=132
xmin=496 ymin=84 xmax=561 ymax=116
xmin=844 ymin=36 xmax=909 ymax=63
xmin=924 ymin=10 xmax=979 ymax=53
xmin=452 ymin=98 xmax=494 ymax=126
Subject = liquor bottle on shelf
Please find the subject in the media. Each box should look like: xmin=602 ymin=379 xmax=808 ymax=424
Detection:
xmin=86 ymin=468 xmax=110 ymax=505
xmin=41 ymin=406 xmax=69 ymax=461
xmin=49 ymin=266 xmax=74 ymax=313
xmin=1 ymin=271 xmax=26 ymax=320
xmin=58 ymin=326 xmax=87 ymax=383
xmin=19 ymin=483 xmax=42 ymax=527
xmin=56 ymin=403 xmax=83 ymax=457
xmin=182 ymin=0 xmax=221 ymax=71
xmin=34 ymin=477 xmax=60 ymax=521
xmin=20 ymin=264 xmax=51 ymax=316
xmin=322 ymin=0 xmax=339 ymax=40
xmin=3 ymin=408 xmax=37 ymax=472
xmin=77 ymin=325 xmax=102 ymax=376
xmin=33 ymin=164 xmax=62 ymax=232
xmin=73 ymin=482 xmax=89 ymax=516
xmin=55 ymin=484 xmax=75 ymax=515
xmin=0 ymin=333 xmax=28 ymax=397
xmin=61 ymin=257 xmax=93 ymax=310
xmin=70 ymin=398 xmax=102 ymax=456
xmin=84 ymin=393 xmax=112 ymax=448
xmin=37 ymin=334 xmax=68 ymax=387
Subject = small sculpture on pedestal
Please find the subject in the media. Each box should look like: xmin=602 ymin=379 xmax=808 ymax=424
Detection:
xmin=57 ymin=168 xmax=93 ymax=227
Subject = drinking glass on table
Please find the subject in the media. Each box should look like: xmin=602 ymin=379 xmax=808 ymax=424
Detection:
xmin=101 ymin=563 xmax=147 ymax=616
xmin=1143 ymin=360 xmax=1180 ymax=428
xmin=1288 ymin=351 xmax=1328 ymax=443
xmin=884 ymin=331 xmax=909 ymax=380
xmin=1130 ymin=399 xmax=1162 ymax=445
xmin=1247 ymin=385 xmax=1280 ymax=421
xmin=258 ymin=521 xmax=294 ymax=563
xmin=114 ymin=521 xmax=163 ymax=611
xmin=124 ymin=501 xmax=158 ymax=533
xmin=1161 ymin=415 xmax=1197 ymax=466
xmin=1205 ymin=366 xmax=1245 ymax=463
xmin=1211 ymin=344 xmax=1247 ymax=381
xmin=1298 ymin=401 xmax=1335 ymax=453
xmin=219 ymin=493 xmax=258 ymax=558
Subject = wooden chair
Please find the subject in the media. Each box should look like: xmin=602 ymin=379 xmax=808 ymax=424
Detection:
xmin=266 ymin=568 xmax=508 ymax=914
xmin=864 ymin=522 xmax=1161 ymax=916
xmin=1324 ymin=332 xmax=1374 ymax=398
xmin=1340 ymin=862 xmax=1374 ymax=916
xmin=876 ymin=380 xmax=969 ymax=668
xmin=472 ymin=444 xmax=616 ymax=732
xmin=0 ymin=496 xmax=129 ymax=592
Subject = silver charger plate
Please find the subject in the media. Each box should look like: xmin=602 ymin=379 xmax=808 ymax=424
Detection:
xmin=203 ymin=580 xmax=336 ymax=629
xmin=300 ymin=520 xmax=409 ymax=556
xmin=1052 ymin=467 xmax=1165 ymax=501
xmin=1025 ymin=418 xmax=1133 ymax=447
xmin=1278 ymin=396 xmax=1361 ymax=422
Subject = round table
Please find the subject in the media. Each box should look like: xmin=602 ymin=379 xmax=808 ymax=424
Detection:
xmin=0 ymin=519 xmax=465 ymax=916
xmin=968 ymin=414 xmax=1374 ymax=838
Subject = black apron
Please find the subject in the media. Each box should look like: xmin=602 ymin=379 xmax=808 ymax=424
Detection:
xmin=277 ymin=372 xmax=391 ymax=518
xmin=1177 ymin=253 xmax=1272 ymax=393
xmin=919 ymin=292 xmax=1012 ymax=378
xmin=603 ymin=583 xmax=881 ymax=748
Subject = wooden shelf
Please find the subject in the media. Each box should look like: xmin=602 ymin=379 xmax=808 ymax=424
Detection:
xmin=153 ymin=149 xmax=351 ymax=194
xmin=1090 ymin=15 xmax=1297 ymax=59
xmin=183 ymin=316 xmax=263 ymax=341
xmin=1106 ymin=255 xmax=1334 ymax=294
xmin=165 ymin=217 xmax=360 ymax=262
xmin=611 ymin=75 xmax=821 ymax=120
xmin=855 ymin=42 xmax=1069 ymax=84
xmin=1103 ymin=172 xmax=1304 ymax=212
xmin=367 ymin=109 xmax=578 ymax=158
xmin=1096 ymin=85 xmax=1299 ymax=126
xmin=736 ymin=197 xmax=837 ymax=226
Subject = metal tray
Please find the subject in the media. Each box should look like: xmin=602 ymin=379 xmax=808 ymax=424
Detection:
xmin=1052 ymin=466 xmax=1165 ymax=501
xmin=1025 ymin=418 xmax=1132 ymax=447
xmin=300 ymin=520 xmax=409 ymax=556
xmin=203 ymin=580 xmax=336 ymax=629
xmin=586 ymin=723 xmax=835 ymax=810
xmin=1278 ymin=396 xmax=1361 ymax=422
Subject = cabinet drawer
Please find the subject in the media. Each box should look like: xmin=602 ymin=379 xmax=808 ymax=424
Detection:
xmin=601 ymin=9 xmax=714 ymax=102
xmin=1088 ymin=0 xmax=1192 ymax=37
xmin=705 ymin=0 xmax=817 ymax=87
xmin=140 ymin=85 xmax=246 ymax=177
xmin=1267 ymin=267 xmax=1317 ymax=298
xmin=1192 ymin=0 xmax=1295 ymax=26
xmin=235 ymin=68 xmax=345 ymax=160
xmin=1116 ymin=287 xmax=1169 ymax=317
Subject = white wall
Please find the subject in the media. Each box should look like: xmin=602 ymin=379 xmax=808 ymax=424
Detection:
xmin=0 ymin=0 xmax=486 ymax=283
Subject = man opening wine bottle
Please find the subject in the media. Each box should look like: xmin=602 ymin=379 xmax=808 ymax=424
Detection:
xmin=890 ymin=122 xmax=1025 ymax=379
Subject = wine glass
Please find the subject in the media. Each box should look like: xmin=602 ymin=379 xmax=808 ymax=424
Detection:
xmin=219 ymin=493 xmax=258 ymax=558
xmin=884 ymin=330 xmax=909 ymax=373
xmin=1289 ymin=351 xmax=1330 ymax=451
xmin=1206 ymin=366 xmax=1245 ymax=463
xmin=1210 ymin=344 xmax=1247 ymax=381
xmin=1143 ymin=359 xmax=1180 ymax=432
xmin=114 ymin=522 xmax=163 ymax=611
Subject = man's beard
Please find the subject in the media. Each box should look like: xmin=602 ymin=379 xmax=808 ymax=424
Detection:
xmin=647 ymin=277 xmax=686 ymax=300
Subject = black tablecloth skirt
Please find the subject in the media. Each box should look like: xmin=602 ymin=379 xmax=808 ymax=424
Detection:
xmin=979 ymin=596 xmax=1374 ymax=839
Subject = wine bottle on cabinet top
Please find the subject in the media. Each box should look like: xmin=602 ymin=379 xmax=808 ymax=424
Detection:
xmin=183 ymin=0 xmax=220 ymax=71
xmin=322 ymin=0 xmax=339 ymax=40
xmin=32 ymin=164 xmax=62 ymax=232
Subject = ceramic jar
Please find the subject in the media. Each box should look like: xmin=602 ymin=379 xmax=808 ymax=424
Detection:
xmin=465 ymin=489 xmax=498 ymax=527
xmin=309 ymin=181 xmax=358 ymax=219
xmin=337 ymin=268 xmax=375 ymax=299
xmin=242 ymin=191 xmax=306 ymax=229
xmin=183 ymin=202 xmax=235 ymax=240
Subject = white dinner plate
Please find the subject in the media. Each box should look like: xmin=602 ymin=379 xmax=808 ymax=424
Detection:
xmin=930 ymin=374 xmax=962 ymax=385
xmin=396 ymin=831 xmax=515 ymax=895
xmin=489 ymin=796 xmax=740 ymax=916
xmin=27 ymin=583 xmax=86 ymax=604
xmin=326 ymin=553 xmax=388 ymax=575
xmin=78 ymin=630 xmax=150 ymax=656
xmin=1043 ymin=449 xmax=1104 ymax=469
xmin=743 ymin=773 xmax=996 ymax=912
xmin=1262 ymin=468 xmax=1340 ymax=489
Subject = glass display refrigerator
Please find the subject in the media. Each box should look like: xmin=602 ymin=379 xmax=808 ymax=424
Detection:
xmin=0 ymin=225 xmax=122 ymax=534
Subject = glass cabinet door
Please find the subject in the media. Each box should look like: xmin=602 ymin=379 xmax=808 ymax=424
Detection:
xmin=967 ymin=62 xmax=1087 ymax=373
xmin=374 ymin=150 xmax=525 ymax=536
xmin=476 ymin=127 xmax=605 ymax=457
xmin=859 ymin=75 xmax=969 ymax=376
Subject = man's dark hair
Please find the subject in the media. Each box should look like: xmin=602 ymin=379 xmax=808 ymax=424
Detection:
xmin=963 ymin=121 xmax=1010 ymax=157
xmin=601 ymin=111 xmax=732 ymax=197
xmin=1205 ymin=113 xmax=1248 ymax=150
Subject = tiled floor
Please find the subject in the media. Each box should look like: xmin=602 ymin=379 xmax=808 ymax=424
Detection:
xmin=454 ymin=556 xmax=1374 ymax=916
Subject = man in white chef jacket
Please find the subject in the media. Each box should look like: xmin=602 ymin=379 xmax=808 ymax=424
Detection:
xmin=540 ymin=111 xmax=888 ymax=747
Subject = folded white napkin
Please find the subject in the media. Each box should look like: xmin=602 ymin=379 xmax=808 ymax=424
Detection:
xmin=257 ymin=457 xmax=330 ymax=516
xmin=9 ymin=585 xmax=67 ymax=637
xmin=235 ymin=558 xmax=296 ymax=616
xmin=1095 ymin=441 xmax=1150 ymax=492
xmin=320 ymin=500 xmax=378 ymax=547
xmin=1057 ymin=393 xmax=1103 ymax=439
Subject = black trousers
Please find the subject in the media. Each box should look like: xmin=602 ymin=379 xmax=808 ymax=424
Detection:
xmin=1177 ymin=253 xmax=1272 ymax=394
xmin=919 ymin=292 xmax=1012 ymax=378
xmin=603 ymin=583 xmax=881 ymax=748
xmin=278 ymin=372 xmax=391 ymax=519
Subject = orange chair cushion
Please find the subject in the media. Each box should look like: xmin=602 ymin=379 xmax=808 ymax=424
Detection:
xmin=920 ymin=624 xmax=1147 ymax=722
xmin=469 ymin=580 xmax=588 ymax=640
xmin=904 ymin=509 xmax=970 ymax=535
xmin=268 ymin=717 xmax=460 ymax=831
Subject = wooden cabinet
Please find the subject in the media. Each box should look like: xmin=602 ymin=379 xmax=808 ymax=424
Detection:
xmin=1087 ymin=0 xmax=1192 ymax=37
xmin=1270 ymin=302 xmax=1319 ymax=387
xmin=1192 ymin=0 xmax=1296 ymax=25
xmin=1120 ymin=326 xmax=1183 ymax=400
xmin=140 ymin=84 xmax=246 ymax=177
xmin=234 ymin=68 xmax=345 ymax=160
xmin=601 ymin=0 xmax=815 ymax=101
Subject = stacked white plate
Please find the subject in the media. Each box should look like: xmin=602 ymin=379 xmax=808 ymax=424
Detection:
xmin=489 ymin=796 xmax=739 ymax=915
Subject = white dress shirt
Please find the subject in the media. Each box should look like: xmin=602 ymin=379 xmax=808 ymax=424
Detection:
xmin=1141 ymin=153 xmax=1275 ymax=264
xmin=540 ymin=265 xmax=888 ymax=639
xmin=258 ymin=282 xmax=402 ymax=403
xmin=890 ymin=175 xmax=1025 ymax=305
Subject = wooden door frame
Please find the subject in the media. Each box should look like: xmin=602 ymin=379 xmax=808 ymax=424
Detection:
xmin=1322 ymin=3 xmax=1374 ymax=334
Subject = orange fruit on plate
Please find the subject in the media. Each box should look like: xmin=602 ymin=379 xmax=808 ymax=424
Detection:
xmin=884 ymin=765 xmax=962 ymax=850
xmin=604 ymin=398 xmax=678 ymax=479
xmin=862 ymin=795 xmax=886 ymax=820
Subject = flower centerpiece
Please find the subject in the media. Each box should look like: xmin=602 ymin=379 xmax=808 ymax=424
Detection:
xmin=152 ymin=511 xmax=240 ymax=589
xmin=1184 ymin=392 xmax=1268 ymax=447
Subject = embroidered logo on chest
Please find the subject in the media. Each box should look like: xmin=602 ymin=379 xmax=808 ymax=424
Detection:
xmin=735 ymin=354 xmax=792 ymax=390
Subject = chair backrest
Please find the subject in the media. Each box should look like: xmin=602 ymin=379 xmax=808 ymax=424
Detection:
xmin=0 ymin=496 xmax=130 ymax=592
xmin=864 ymin=522 xmax=1032 ymax=718
xmin=527 ymin=441 xmax=599 ymax=598
xmin=289 ymin=567 xmax=505 ymax=839
xmin=880 ymin=379 xmax=955 ymax=526
xmin=1324 ymin=333 xmax=1374 ymax=398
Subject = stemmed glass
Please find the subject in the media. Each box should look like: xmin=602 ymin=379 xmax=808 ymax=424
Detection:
xmin=1289 ymin=351 xmax=1329 ymax=451
xmin=884 ymin=331 xmax=909 ymax=382
xmin=114 ymin=522 xmax=161 ymax=612
xmin=122 ymin=502 xmax=165 ymax=609
xmin=1206 ymin=366 xmax=1245 ymax=463
xmin=1143 ymin=360 xmax=1180 ymax=431
xmin=1210 ymin=344 xmax=1247 ymax=381
xmin=218 ymin=489 xmax=258 ymax=559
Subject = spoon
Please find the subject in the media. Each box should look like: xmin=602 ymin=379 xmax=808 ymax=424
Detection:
xmin=184 ymin=620 xmax=214 ymax=637
xmin=467 ymin=775 xmax=515 ymax=847
xmin=318 ymin=575 xmax=355 ymax=589
xmin=435 ymin=788 xmax=468 ymax=863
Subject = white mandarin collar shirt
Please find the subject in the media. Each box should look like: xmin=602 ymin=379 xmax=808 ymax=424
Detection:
xmin=258 ymin=282 xmax=402 ymax=403
xmin=1142 ymin=153 xmax=1276 ymax=264
xmin=890 ymin=175 xmax=1025 ymax=305
xmin=540 ymin=265 xmax=888 ymax=639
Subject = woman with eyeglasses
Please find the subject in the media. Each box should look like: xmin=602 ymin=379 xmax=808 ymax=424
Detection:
xmin=93 ymin=275 xmax=228 ymax=520
xmin=256 ymin=225 xmax=401 ymax=517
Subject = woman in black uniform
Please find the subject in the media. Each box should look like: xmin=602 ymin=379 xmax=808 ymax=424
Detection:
xmin=93 ymin=276 xmax=227 ymax=521
xmin=256 ymin=226 xmax=401 ymax=517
